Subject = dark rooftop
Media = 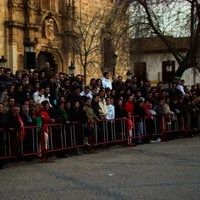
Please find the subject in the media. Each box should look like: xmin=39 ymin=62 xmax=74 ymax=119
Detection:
xmin=130 ymin=36 xmax=190 ymax=54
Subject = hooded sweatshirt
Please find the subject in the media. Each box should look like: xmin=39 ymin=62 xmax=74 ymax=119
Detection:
xmin=101 ymin=77 xmax=112 ymax=90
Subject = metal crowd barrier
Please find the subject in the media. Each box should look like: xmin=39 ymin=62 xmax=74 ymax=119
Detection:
xmin=22 ymin=126 xmax=42 ymax=157
xmin=128 ymin=112 xmax=197 ymax=143
xmin=44 ymin=122 xmax=85 ymax=154
xmin=0 ymin=126 xmax=42 ymax=161
xmin=0 ymin=111 xmax=199 ymax=162
xmin=0 ymin=128 xmax=16 ymax=160
xmin=93 ymin=118 xmax=128 ymax=146
xmin=184 ymin=111 xmax=200 ymax=131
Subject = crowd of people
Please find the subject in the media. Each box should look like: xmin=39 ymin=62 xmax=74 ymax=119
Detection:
xmin=0 ymin=63 xmax=200 ymax=168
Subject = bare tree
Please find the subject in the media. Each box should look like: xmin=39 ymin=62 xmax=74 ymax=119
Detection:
xmin=73 ymin=9 xmax=108 ymax=83
xmin=118 ymin=0 xmax=200 ymax=79
xmin=102 ymin=2 xmax=131 ymax=76
xmin=73 ymin=2 xmax=131 ymax=82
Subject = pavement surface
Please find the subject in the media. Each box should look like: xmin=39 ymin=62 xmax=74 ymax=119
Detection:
xmin=1 ymin=136 xmax=200 ymax=200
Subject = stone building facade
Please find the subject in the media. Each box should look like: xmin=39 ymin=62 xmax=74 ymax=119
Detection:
xmin=0 ymin=0 xmax=79 ymax=73
xmin=0 ymin=0 xmax=130 ymax=82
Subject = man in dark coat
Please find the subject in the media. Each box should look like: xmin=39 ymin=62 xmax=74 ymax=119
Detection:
xmin=6 ymin=105 xmax=21 ymax=157
xmin=0 ymin=103 xmax=8 ymax=168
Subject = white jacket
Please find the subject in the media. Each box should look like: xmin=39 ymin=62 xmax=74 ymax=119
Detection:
xmin=99 ymin=98 xmax=108 ymax=118
xmin=106 ymin=104 xmax=115 ymax=120
xmin=101 ymin=77 xmax=112 ymax=90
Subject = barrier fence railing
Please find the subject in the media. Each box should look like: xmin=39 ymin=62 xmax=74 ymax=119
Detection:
xmin=44 ymin=122 xmax=85 ymax=153
xmin=93 ymin=118 xmax=128 ymax=146
xmin=0 ymin=111 xmax=199 ymax=162
xmin=0 ymin=126 xmax=42 ymax=161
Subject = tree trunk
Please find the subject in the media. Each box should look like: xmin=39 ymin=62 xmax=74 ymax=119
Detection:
xmin=83 ymin=65 xmax=87 ymax=84
xmin=174 ymin=65 xmax=189 ymax=82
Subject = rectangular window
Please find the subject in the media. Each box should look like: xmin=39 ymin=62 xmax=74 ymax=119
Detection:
xmin=103 ymin=38 xmax=112 ymax=69
xmin=134 ymin=62 xmax=147 ymax=82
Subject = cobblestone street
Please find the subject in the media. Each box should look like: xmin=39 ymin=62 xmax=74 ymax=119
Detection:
xmin=1 ymin=137 xmax=200 ymax=200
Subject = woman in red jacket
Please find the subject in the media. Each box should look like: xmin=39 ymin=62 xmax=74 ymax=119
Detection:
xmin=40 ymin=101 xmax=55 ymax=150
xmin=33 ymin=101 xmax=55 ymax=153
xmin=124 ymin=95 xmax=136 ymax=145
xmin=124 ymin=94 xmax=135 ymax=116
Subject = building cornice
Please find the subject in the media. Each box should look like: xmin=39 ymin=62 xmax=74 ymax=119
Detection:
xmin=5 ymin=21 xmax=39 ymax=31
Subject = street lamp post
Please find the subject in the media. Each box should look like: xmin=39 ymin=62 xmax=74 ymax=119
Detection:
xmin=0 ymin=56 xmax=7 ymax=68
xmin=165 ymin=60 xmax=173 ymax=89
xmin=68 ymin=61 xmax=75 ymax=77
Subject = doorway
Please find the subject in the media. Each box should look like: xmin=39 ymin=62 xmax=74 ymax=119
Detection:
xmin=37 ymin=51 xmax=57 ymax=72
xmin=134 ymin=62 xmax=147 ymax=82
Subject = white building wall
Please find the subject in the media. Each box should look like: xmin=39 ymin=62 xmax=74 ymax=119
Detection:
xmin=182 ymin=68 xmax=200 ymax=86
xmin=136 ymin=53 xmax=200 ymax=87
